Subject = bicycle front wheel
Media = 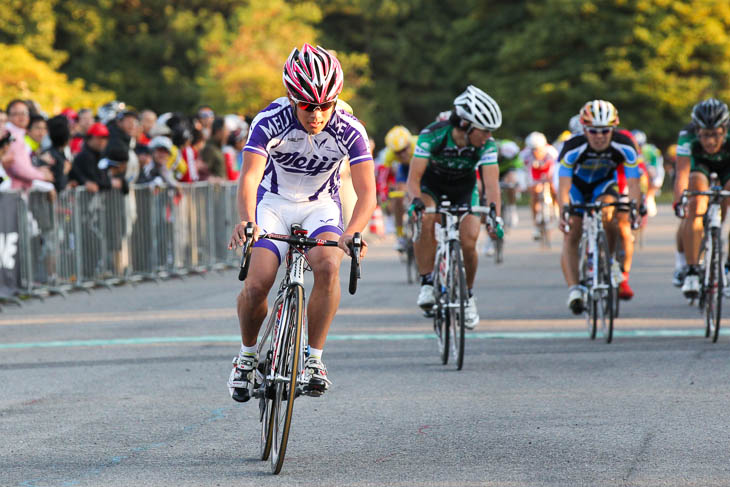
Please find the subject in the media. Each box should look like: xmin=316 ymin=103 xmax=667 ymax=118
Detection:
xmin=706 ymin=228 xmax=722 ymax=343
xmin=596 ymin=232 xmax=614 ymax=343
xmin=270 ymin=284 xmax=304 ymax=474
xmin=448 ymin=242 xmax=467 ymax=370
xmin=578 ymin=236 xmax=596 ymax=340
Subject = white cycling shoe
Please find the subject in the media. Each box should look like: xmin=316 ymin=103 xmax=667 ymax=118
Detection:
xmin=611 ymin=261 xmax=624 ymax=285
xmin=682 ymin=274 xmax=700 ymax=299
xmin=464 ymin=296 xmax=479 ymax=329
xmin=417 ymin=284 xmax=435 ymax=310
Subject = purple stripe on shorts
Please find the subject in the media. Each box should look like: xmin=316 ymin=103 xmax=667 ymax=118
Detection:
xmin=333 ymin=191 xmax=344 ymax=228
xmin=253 ymin=239 xmax=282 ymax=264
xmin=310 ymin=225 xmax=343 ymax=239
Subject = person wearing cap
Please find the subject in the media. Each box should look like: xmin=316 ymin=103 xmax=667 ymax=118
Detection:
xmin=137 ymin=136 xmax=179 ymax=188
xmin=69 ymin=122 xmax=112 ymax=192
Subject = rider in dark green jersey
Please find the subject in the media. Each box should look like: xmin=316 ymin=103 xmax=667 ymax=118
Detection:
xmin=406 ymin=85 xmax=503 ymax=329
xmin=673 ymin=98 xmax=730 ymax=299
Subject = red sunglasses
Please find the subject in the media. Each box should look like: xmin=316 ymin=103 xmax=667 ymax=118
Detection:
xmin=293 ymin=99 xmax=337 ymax=112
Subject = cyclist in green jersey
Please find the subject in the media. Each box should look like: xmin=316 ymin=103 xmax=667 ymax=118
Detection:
xmin=407 ymin=85 xmax=503 ymax=329
xmin=673 ymin=98 xmax=730 ymax=298
xmin=632 ymin=130 xmax=664 ymax=217
xmin=496 ymin=139 xmax=524 ymax=228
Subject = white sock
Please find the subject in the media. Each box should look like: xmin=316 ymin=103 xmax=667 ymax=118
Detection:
xmin=240 ymin=344 xmax=257 ymax=357
xmin=308 ymin=347 xmax=323 ymax=361
xmin=675 ymin=251 xmax=686 ymax=270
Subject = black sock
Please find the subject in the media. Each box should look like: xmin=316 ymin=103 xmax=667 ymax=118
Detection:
xmin=421 ymin=273 xmax=433 ymax=286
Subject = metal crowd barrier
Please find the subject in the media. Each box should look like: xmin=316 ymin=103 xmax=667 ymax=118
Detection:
xmin=14 ymin=182 xmax=240 ymax=299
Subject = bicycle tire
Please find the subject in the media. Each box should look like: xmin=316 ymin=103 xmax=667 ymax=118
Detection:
xmin=258 ymin=322 xmax=276 ymax=461
xmin=596 ymin=232 xmax=614 ymax=343
xmin=406 ymin=243 xmax=416 ymax=284
xmin=449 ymin=242 xmax=467 ymax=370
xmin=495 ymin=237 xmax=504 ymax=264
xmin=578 ymin=236 xmax=596 ymax=340
xmin=270 ymin=284 xmax=304 ymax=474
xmin=706 ymin=228 xmax=722 ymax=343
xmin=433 ymin=252 xmax=449 ymax=365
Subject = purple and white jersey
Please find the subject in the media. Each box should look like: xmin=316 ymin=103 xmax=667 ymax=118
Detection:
xmin=244 ymin=97 xmax=372 ymax=202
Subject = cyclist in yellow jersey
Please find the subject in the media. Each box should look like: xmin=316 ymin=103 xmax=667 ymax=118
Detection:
xmin=383 ymin=125 xmax=417 ymax=251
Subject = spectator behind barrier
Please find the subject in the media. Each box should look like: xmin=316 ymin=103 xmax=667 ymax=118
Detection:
xmin=4 ymin=99 xmax=54 ymax=191
xmin=26 ymin=115 xmax=47 ymax=166
xmin=196 ymin=105 xmax=215 ymax=140
xmin=199 ymin=117 xmax=228 ymax=181
xmin=70 ymin=108 xmax=94 ymax=155
xmin=69 ymin=122 xmax=111 ymax=193
xmin=138 ymin=109 xmax=157 ymax=146
xmin=41 ymin=116 xmax=72 ymax=192
xmin=137 ymin=136 xmax=180 ymax=189
xmin=0 ymin=128 xmax=14 ymax=191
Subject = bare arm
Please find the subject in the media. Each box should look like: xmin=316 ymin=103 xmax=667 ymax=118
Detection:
xmin=479 ymin=164 xmax=501 ymax=216
xmin=229 ymin=151 xmax=266 ymax=249
xmin=558 ymin=175 xmax=572 ymax=208
xmin=673 ymin=155 xmax=691 ymax=205
xmin=406 ymin=157 xmax=428 ymax=200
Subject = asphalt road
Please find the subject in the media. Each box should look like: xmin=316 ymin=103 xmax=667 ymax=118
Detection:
xmin=3 ymin=205 xmax=730 ymax=486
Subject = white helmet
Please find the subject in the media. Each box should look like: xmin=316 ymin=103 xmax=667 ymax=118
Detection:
xmin=499 ymin=140 xmax=520 ymax=159
xmin=525 ymin=131 xmax=547 ymax=150
xmin=453 ymin=85 xmax=502 ymax=131
xmin=568 ymin=114 xmax=583 ymax=134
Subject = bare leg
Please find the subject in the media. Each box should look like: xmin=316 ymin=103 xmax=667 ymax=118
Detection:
xmin=306 ymin=234 xmax=345 ymax=350
xmin=414 ymin=193 xmax=437 ymax=275
xmin=561 ymin=215 xmax=583 ymax=286
xmin=683 ymin=173 xmax=709 ymax=266
xmin=459 ymin=214 xmax=481 ymax=288
xmin=237 ymin=248 xmax=279 ymax=347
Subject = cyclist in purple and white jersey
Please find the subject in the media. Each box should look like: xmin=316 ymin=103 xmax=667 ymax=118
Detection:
xmin=227 ymin=44 xmax=377 ymax=402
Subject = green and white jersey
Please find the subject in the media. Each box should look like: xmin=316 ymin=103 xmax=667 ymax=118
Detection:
xmin=413 ymin=121 xmax=497 ymax=172
xmin=641 ymin=144 xmax=663 ymax=169
xmin=677 ymin=124 xmax=730 ymax=166
xmin=676 ymin=125 xmax=696 ymax=158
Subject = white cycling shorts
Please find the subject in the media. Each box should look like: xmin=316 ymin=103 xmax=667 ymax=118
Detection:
xmin=254 ymin=192 xmax=344 ymax=263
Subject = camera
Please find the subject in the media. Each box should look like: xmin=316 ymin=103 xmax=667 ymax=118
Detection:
xmin=0 ymin=132 xmax=14 ymax=148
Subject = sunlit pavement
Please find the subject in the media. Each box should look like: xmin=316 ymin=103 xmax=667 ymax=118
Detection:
xmin=3 ymin=205 xmax=730 ymax=486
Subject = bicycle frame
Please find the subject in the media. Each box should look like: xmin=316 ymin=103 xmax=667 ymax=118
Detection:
xmin=579 ymin=208 xmax=611 ymax=295
xmin=257 ymin=248 xmax=308 ymax=391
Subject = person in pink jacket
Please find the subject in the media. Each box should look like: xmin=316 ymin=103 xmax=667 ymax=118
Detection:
xmin=4 ymin=99 xmax=53 ymax=191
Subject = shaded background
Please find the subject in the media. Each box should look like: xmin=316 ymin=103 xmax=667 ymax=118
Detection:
xmin=1 ymin=0 xmax=729 ymax=146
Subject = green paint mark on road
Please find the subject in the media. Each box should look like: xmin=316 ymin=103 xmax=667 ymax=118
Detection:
xmin=0 ymin=328 xmax=715 ymax=350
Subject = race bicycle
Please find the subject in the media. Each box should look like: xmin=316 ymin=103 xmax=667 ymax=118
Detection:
xmin=534 ymin=177 xmax=557 ymax=249
xmin=415 ymin=199 xmax=500 ymax=369
xmin=390 ymin=189 xmax=417 ymax=284
xmin=564 ymin=201 xmax=636 ymax=343
xmin=678 ymin=176 xmax=730 ymax=342
xmin=237 ymin=223 xmax=361 ymax=474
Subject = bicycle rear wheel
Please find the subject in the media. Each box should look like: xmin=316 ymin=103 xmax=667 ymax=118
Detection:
xmin=448 ymin=242 xmax=467 ymax=370
xmin=705 ymin=228 xmax=722 ymax=343
xmin=433 ymin=253 xmax=449 ymax=365
xmin=596 ymin=232 xmax=614 ymax=343
xmin=270 ymin=284 xmax=304 ymax=474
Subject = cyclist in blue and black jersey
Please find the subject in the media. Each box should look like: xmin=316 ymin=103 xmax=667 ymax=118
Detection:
xmin=558 ymin=100 xmax=642 ymax=314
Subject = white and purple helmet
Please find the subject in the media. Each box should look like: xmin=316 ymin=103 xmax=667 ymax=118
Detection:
xmin=283 ymin=44 xmax=343 ymax=104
